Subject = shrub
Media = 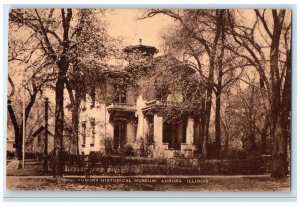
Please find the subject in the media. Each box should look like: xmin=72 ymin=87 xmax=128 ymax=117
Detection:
xmin=53 ymin=152 xmax=270 ymax=176
xmin=137 ymin=137 xmax=154 ymax=157
xmin=207 ymin=142 xmax=218 ymax=159
xmin=7 ymin=151 xmax=15 ymax=159
xmin=88 ymin=151 xmax=104 ymax=168
xmin=117 ymin=144 xmax=136 ymax=156
xmin=102 ymin=137 xmax=115 ymax=155
xmin=48 ymin=151 xmax=84 ymax=173
xmin=64 ymin=153 xmax=85 ymax=166
xmin=223 ymin=149 xmax=248 ymax=160
xmin=25 ymin=152 xmax=44 ymax=160
xmin=88 ymin=152 xmax=126 ymax=173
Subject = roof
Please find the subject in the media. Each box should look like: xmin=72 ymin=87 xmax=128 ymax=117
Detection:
xmin=32 ymin=126 xmax=54 ymax=137
xmin=123 ymin=44 xmax=159 ymax=56
xmin=153 ymin=54 xmax=196 ymax=75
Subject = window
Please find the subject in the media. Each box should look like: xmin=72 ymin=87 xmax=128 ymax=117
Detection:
xmin=90 ymin=86 xmax=96 ymax=108
xmin=90 ymin=118 xmax=95 ymax=146
xmin=114 ymin=121 xmax=127 ymax=149
xmin=114 ymin=86 xmax=127 ymax=103
xmin=154 ymin=79 xmax=169 ymax=101
xmin=82 ymin=122 xmax=86 ymax=146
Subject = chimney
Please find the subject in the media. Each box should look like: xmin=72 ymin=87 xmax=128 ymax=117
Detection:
xmin=139 ymin=38 xmax=142 ymax=45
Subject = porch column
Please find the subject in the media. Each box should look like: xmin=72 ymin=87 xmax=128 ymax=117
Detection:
xmin=186 ymin=116 xmax=194 ymax=145
xmin=153 ymin=114 xmax=163 ymax=146
xmin=143 ymin=116 xmax=149 ymax=138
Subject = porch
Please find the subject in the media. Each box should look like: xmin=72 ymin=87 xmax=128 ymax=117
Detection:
xmin=142 ymin=99 xmax=195 ymax=158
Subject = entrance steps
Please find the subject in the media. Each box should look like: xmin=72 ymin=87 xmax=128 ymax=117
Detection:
xmin=172 ymin=150 xmax=185 ymax=158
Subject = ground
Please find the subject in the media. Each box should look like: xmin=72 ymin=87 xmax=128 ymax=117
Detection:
xmin=6 ymin=175 xmax=290 ymax=191
xmin=6 ymin=160 xmax=290 ymax=192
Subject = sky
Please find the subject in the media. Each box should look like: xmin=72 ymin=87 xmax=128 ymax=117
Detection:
xmin=7 ymin=9 xmax=176 ymax=105
xmin=105 ymin=9 xmax=175 ymax=55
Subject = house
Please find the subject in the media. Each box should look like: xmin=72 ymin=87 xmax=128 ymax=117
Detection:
xmin=31 ymin=126 xmax=55 ymax=153
xmin=6 ymin=127 xmax=16 ymax=153
xmin=7 ymin=137 xmax=15 ymax=152
xmin=78 ymin=43 xmax=201 ymax=158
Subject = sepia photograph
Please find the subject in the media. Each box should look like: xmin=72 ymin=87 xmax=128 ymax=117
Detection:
xmin=5 ymin=8 xmax=291 ymax=192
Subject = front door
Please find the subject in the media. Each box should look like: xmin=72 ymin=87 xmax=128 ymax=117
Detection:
xmin=163 ymin=122 xmax=180 ymax=150
xmin=114 ymin=121 xmax=127 ymax=149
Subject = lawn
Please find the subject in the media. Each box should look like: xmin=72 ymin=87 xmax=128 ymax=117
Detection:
xmin=6 ymin=176 xmax=290 ymax=192
xmin=6 ymin=160 xmax=46 ymax=176
xmin=6 ymin=159 xmax=290 ymax=192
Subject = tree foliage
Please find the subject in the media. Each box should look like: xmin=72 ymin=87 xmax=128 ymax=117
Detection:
xmin=9 ymin=8 xmax=121 ymax=177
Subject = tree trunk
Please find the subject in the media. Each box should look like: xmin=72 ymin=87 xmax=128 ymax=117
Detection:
xmin=8 ymin=92 xmax=37 ymax=161
xmin=202 ymin=10 xmax=224 ymax=159
xmin=71 ymin=90 xmax=81 ymax=155
xmin=201 ymin=44 xmax=216 ymax=159
xmin=54 ymin=76 xmax=65 ymax=178
xmin=54 ymin=63 xmax=68 ymax=178
xmin=202 ymin=88 xmax=212 ymax=159
xmin=261 ymin=118 xmax=269 ymax=154
xmin=7 ymin=100 xmax=23 ymax=160
xmin=271 ymin=123 xmax=286 ymax=178
xmin=248 ymin=86 xmax=256 ymax=154
xmin=197 ymin=98 xmax=205 ymax=156
xmin=224 ymin=126 xmax=229 ymax=154
xmin=215 ymin=91 xmax=221 ymax=159
xmin=214 ymin=11 xmax=225 ymax=159
xmin=279 ymin=47 xmax=291 ymax=175
xmin=270 ymin=9 xmax=286 ymax=179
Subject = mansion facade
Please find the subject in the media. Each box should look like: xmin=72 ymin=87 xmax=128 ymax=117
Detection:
xmin=78 ymin=43 xmax=199 ymax=158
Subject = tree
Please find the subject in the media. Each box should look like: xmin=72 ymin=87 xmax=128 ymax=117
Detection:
xmin=141 ymin=9 xmax=246 ymax=158
xmin=228 ymin=9 xmax=291 ymax=178
xmin=9 ymin=8 xmax=117 ymax=178
xmin=64 ymin=9 xmax=120 ymax=155
xmin=140 ymin=9 xmax=223 ymax=158
xmin=7 ymin=24 xmax=56 ymax=160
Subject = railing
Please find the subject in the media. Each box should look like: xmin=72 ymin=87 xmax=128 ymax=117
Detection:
xmin=63 ymin=155 xmax=271 ymax=176
xmin=145 ymin=99 xmax=180 ymax=107
xmin=107 ymin=103 xmax=136 ymax=111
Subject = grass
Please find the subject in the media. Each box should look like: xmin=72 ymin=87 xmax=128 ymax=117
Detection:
xmin=6 ymin=161 xmax=46 ymax=176
xmin=6 ymin=176 xmax=290 ymax=192
xmin=6 ymin=159 xmax=290 ymax=192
